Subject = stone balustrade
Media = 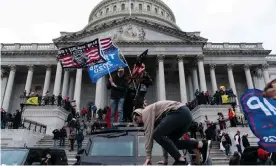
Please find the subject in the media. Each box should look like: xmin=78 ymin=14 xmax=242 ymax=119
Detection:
xmin=2 ymin=42 xmax=266 ymax=52
xmin=204 ymin=42 xmax=264 ymax=50
xmin=266 ymin=55 xmax=276 ymax=61
xmin=1 ymin=43 xmax=57 ymax=51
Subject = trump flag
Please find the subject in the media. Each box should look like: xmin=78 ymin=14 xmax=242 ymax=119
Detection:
xmin=88 ymin=37 xmax=127 ymax=83
xmin=240 ymin=89 xmax=276 ymax=152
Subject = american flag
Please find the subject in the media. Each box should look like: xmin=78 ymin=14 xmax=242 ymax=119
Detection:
xmin=100 ymin=37 xmax=114 ymax=50
xmin=58 ymin=38 xmax=106 ymax=69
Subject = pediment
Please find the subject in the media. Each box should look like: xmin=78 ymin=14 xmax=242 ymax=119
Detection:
xmin=53 ymin=17 xmax=207 ymax=47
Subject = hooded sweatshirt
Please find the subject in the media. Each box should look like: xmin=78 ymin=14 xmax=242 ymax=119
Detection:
xmin=133 ymin=100 xmax=185 ymax=159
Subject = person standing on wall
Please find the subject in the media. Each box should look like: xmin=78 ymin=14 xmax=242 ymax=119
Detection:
xmin=107 ymin=67 xmax=127 ymax=125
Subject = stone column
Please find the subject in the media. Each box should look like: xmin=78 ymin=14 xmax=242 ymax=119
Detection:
xmin=53 ymin=62 xmax=62 ymax=96
xmin=2 ymin=65 xmax=16 ymax=112
xmin=262 ymin=64 xmax=270 ymax=85
xmin=24 ymin=65 xmax=34 ymax=95
xmin=227 ymin=64 xmax=239 ymax=105
xmin=187 ymin=75 xmax=194 ymax=101
xmin=157 ymin=55 xmax=166 ymax=101
xmin=1 ymin=69 xmax=8 ymax=107
xmin=42 ymin=65 xmax=52 ymax=96
xmin=68 ymin=76 xmax=75 ymax=100
xmin=197 ymin=55 xmax=207 ymax=92
xmin=244 ymin=64 xmax=254 ymax=89
xmin=177 ymin=55 xmax=187 ymax=103
xmin=74 ymin=69 xmax=82 ymax=112
xmin=61 ymin=71 xmax=70 ymax=98
xmin=210 ymin=64 xmax=218 ymax=94
xmin=95 ymin=77 xmax=106 ymax=109
xmin=155 ymin=67 xmax=160 ymax=101
xmin=192 ymin=65 xmax=199 ymax=93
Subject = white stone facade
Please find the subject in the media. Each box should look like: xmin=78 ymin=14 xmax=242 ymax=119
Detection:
xmin=1 ymin=0 xmax=276 ymax=113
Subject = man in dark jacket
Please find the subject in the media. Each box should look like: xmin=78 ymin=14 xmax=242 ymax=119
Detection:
xmin=205 ymin=125 xmax=213 ymax=140
xmin=242 ymin=134 xmax=250 ymax=148
xmin=59 ymin=126 xmax=67 ymax=146
xmin=52 ymin=129 xmax=60 ymax=147
xmin=222 ymin=133 xmax=232 ymax=156
xmin=107 ymin=67 xmax=127 ymax=124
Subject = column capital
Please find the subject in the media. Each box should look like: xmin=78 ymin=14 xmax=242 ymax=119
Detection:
xmin=243 ymin=64 xmax=251 ymax=70
xmin=8 ymin=65 xmax=17 ymax=71
xmin=176 ymin=55 xmax=184 ymax=62
xmin=157 ymin=55 xmax=165 ymax=62
xmin=196 ymin=55 xmax=204 ymax=62
xmin=209 ymin=64 xmax=216 ymax=69
xmin=261 ymin=63 xmax=269 ymax=70
xmin=226 ymin=64 xmax=234 ymax=70
xmin=45 ymin=65 xmax=52 ymax=71
xmin=27 ymin=65 xmax=35 ymax=71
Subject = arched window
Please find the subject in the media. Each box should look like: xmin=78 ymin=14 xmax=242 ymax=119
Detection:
xmin=121 ymin=4 xmax=125 ymax=10
xmin=113 ymin=5 xmax=117 ymax=11
xmin=139 ymin=4 xmax=142 ymax=10
xmin=100 ymin=11 xmax=103 ymax=16
xmin=161 ymin=11 xmax=164 ymax=16
xmin=131 ymin=3 xmax=134 ymax=9
xmin=106 ymin=8 xmax=109 ymax=13
xmin=155 ymin=8 xmax=158 ymax=13
xmin=147 ymin=5 xmax=150 ymax=11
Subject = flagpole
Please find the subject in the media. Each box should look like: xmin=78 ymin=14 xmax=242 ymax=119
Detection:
xmin=111 ymin=36 xmax=137 ymax=90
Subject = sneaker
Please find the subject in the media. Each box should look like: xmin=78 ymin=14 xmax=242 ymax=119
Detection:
xmin=200 ymin=140 xmax=211 ymax=164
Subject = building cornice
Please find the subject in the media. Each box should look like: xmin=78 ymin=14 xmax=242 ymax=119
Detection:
xmin=1 ymin=50 xmax=58 ymax=56
xmin=204 ymin=50 xmax=271 ymax=56
xmin=53 ymin=17 xmax=208 ymax=44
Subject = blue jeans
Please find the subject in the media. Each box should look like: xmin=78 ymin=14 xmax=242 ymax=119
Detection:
xmin=110 ymin=98 xmax=124 ymax=124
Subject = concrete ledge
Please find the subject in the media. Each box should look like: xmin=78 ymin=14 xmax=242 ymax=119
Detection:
xmin=1 ymin=129 xmax=44 ymax=147
xmin=191 ymin=105 xmax=232 ymax=123
xmin=22 ymin=106 xmax=69 ymax=135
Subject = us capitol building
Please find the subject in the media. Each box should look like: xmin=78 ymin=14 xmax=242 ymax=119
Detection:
xmin=1 ymin=0 xmax=276 ymax=113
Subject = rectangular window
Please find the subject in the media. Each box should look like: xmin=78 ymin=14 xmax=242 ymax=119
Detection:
xmin=89 ymin=136 xmax=134 ymax=157
xmin=1 ymin=149 xmax=29 ymax=165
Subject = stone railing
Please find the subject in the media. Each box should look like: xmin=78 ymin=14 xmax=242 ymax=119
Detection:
xmin=204 ymin=42 xmax=264 ymax=50
xmin=266 ymin=55 xmax=276 ymax=61
xmin=1 ymin=43 xmax=57 ymax=51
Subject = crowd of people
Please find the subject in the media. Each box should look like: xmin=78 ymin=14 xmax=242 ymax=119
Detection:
xmin=186 ymin=88 xmax=236 ymax=110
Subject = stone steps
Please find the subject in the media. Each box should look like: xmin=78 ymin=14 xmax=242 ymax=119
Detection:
xmin=34 ymin=135 xmax=90 ymax=165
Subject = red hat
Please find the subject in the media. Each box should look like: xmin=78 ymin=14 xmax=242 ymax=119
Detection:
xmin=237 ymin=130 xmax=240 ymax=133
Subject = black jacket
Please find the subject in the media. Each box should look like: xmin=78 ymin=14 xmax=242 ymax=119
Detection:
xmin=107 ymin=74 xmax=127 ymax=99
xmin=52 ymin=129 xmax=60 ymax=140
xmin=242 ymin=135 xmax=250 ymax=148
xmin=59 ymin=128 xmax=67 ymax=138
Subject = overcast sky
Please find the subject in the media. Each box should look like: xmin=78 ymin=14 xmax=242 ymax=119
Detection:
xmin=0 ymin=0 xmax=275 ymax=53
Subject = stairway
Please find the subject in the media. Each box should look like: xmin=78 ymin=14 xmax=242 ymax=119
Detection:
xmin=34 ymin=135 xmax=90 ymax=165
xmin=209 ymin=141 xmax=230 ymax=165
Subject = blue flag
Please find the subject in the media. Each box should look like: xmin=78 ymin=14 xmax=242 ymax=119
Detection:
xmin=240 ymin=89 xmax=276 ymax=152
xmin=88 ymin=44 xmax=127 ymax=83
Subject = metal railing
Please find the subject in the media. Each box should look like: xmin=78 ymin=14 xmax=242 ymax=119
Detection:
xmin=2 ymin=118 xmax=47 ymax=134
xmin=21 ymin=118 xmax=47 ymax=134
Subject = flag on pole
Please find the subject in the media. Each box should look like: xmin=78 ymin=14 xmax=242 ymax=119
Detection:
xmin=57 ymin=38 xmax=106 ymax=69
xmin=88 ymin=37 xmax=127 ymax=83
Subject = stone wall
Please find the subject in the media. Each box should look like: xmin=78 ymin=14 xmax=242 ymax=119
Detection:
xmin=1 ymin=129 xmax=44 ymax=147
